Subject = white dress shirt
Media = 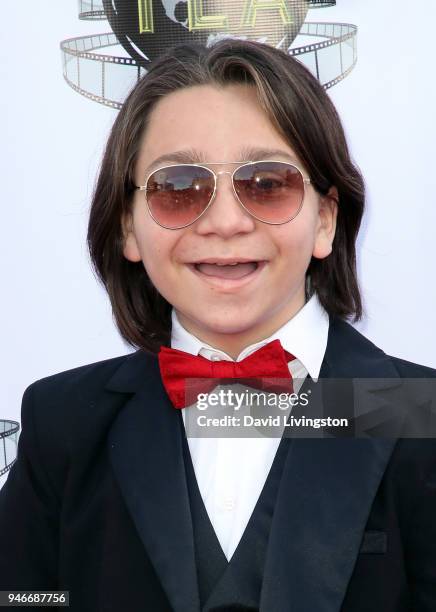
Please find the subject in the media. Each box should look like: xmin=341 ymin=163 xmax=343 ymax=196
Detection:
xmin=171 ymin=294 xmax=329 ymax=561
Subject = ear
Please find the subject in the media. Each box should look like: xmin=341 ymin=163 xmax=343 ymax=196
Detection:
xmin=121 ymin=212 xmax=142 ymax=262
xmin=312 ymin=186 xmax=339 ymax=259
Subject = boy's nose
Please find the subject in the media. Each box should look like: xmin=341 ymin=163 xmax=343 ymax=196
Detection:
xmin=195 ymin=170 xmax=255 ymax=234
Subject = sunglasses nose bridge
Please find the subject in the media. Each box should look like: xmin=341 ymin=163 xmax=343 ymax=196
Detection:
xmin=215 ymin=169 xmax=234 ymax=180
xmin=210 ymin=168 xmax=244 ymax=209
xmin=213 ymin=168 xmax=241 ymax=194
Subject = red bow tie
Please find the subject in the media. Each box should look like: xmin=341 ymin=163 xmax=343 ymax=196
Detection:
xmin=158 ymin=339 xmax=296 ymax=409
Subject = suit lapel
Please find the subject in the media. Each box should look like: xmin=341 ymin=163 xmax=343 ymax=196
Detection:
xmin=105 ymin=351 xmax=201 ymax=612
xmin=259 ymin=316 xmax=403 ymax=612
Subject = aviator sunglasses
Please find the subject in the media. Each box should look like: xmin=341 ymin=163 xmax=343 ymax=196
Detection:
xmin=133 ymin=160 xmax=311 ymax=229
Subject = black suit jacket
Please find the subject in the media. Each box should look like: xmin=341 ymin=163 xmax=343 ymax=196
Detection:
xmin=1 ymin=317 xmax=436 ymax=611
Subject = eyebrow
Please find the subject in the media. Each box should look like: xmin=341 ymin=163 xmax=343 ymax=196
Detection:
xmin=144 ymin=146 xmax=301 ymax=173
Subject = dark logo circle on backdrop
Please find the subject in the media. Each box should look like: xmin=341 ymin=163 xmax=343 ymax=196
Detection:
xmin=103 ymin=0 xmax=310 ymax=66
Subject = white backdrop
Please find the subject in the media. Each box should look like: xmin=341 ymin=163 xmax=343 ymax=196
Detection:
xmin=1 ymin=1 xmax=435 ymax=485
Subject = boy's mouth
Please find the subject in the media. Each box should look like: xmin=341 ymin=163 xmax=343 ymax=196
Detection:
xmin=193 ymin=261 xmax=259 ymax=279
xmin=187 ymin=258 xmax=267 ymax=283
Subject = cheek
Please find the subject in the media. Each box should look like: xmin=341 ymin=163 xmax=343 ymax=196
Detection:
xmin=141 ymin=232 xmax=171 ymax=279
xmin=131 ymin=209 xmax=175 ymax=282
xmin=275 ymin=213 xmax=317 ymax=264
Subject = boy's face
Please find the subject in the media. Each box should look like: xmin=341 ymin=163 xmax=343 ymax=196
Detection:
xmin=123 ymin=84 xmax=337 ymax=357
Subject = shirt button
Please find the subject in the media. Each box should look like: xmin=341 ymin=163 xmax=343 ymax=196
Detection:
xmin=210 ymin=354 xmax=223 ymax=362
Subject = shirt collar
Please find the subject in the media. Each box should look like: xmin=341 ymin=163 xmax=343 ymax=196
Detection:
xmin=171 ymin=294 xmax=329 ymax=381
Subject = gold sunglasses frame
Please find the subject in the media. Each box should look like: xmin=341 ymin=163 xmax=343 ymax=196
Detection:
xmin=134 ymin=160 xmax=311 ymax=230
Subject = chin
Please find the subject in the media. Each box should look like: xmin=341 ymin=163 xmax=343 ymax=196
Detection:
xmin=198 ymin=312 xmax=262 ymax=335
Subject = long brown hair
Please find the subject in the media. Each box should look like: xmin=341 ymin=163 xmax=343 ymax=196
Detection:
xmin=87 ymin=39 xmax=365 ymax=354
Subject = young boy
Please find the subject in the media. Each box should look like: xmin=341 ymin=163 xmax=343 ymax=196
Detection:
xmin=1 ymin=39 xmax=435 ymax=611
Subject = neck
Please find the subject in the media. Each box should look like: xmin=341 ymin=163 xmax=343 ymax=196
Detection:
xmin=175 ymin=289 xmax=306 ymax=360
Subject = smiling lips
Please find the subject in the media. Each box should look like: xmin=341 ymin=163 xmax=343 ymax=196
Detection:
xmin=191 ymin=259 xmax=262 ymax=280
xmin=195 ymin=261 xmax=258 ymax=279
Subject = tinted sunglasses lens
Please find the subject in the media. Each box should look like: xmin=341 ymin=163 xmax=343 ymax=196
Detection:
xmin=233 ymin=161 xmax=305 ymax=223
xmin=146 ymin=165 xmax=214 ymax=228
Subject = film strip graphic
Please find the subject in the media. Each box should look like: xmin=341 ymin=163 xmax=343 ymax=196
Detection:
xmin=0 ymin=420 xmax=19 ymax=477
xmin=78 ymin=0 xmax=105 ymax=19
xmin=64 ymin=2 xmax=357 ymax=109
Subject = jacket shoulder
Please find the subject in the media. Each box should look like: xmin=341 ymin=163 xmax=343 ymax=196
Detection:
xmin=21 ymin=351 xmax=141 ymax=443
xmin=387 ymin=355 xmax=436 ymax=378
xmin=17 ymin=351 xmax=147 ymax=501
xmin=329 ymin=316 xmax=436 ymax=378
xmin=25 ymin=351 xmax=136 ymax=400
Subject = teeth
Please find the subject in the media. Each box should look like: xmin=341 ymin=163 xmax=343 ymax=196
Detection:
xmin=195 ymin=261 xmax=258 ymax=266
